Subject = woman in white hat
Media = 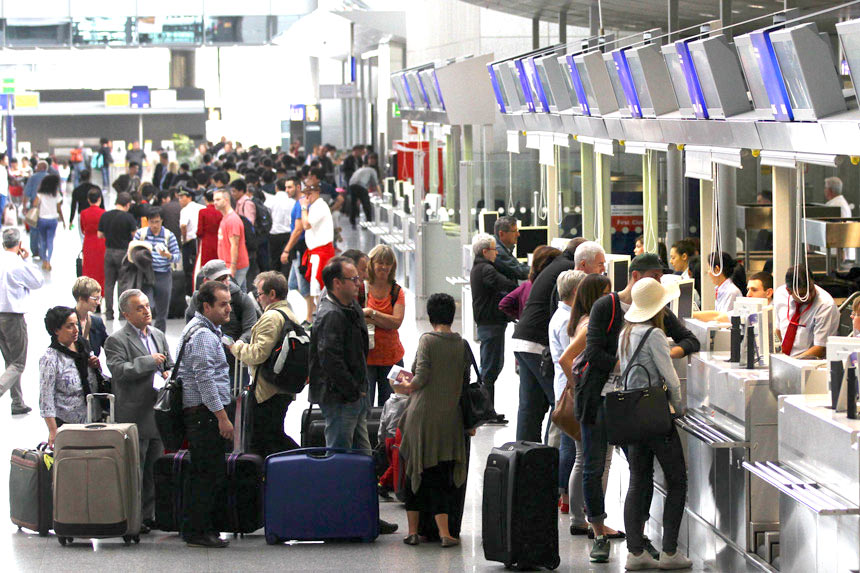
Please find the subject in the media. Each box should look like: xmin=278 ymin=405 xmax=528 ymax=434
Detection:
xmin=618 ymin=278 xmax=692 ymax=571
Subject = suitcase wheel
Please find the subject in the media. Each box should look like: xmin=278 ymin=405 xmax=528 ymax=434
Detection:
xmin=58 ymin=536 xmax=72 ymax=546
xmin=123 ymin=535 xmax=133 ymax=546
xmin=265 ymin=533 xmax=279 ymax=545
xmin=548 ymin=556 xmax=560 ymax=570
xmin=134 ymin=536 xmax=141 ymax=544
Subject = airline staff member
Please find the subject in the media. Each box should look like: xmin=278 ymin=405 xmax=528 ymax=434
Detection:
xmin=773 ymin=265 xmax=839 ymax=359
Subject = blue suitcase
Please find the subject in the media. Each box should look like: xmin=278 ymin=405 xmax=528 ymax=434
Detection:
xmin=264 ymin=448 xmax=378 ymax=544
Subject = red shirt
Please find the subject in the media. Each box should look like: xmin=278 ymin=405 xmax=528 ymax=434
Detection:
xmin=197 ymin=204 xmax=222 ymax=266
xmin=217 ymin=210 xmax=249 ymax=270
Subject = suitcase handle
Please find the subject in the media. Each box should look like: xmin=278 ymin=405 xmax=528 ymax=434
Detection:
xmin=265 ymin=447 xmax=368 ymax=461
xmin=86 ymin=393 xmax=115 ymax=423
xmin=84 ymin=424 xmax=108 ymax=430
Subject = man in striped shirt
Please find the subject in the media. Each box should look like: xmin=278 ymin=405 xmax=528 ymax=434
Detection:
xmin=176 ymin=280 xmax=233 ymax=548
xmin=134 ymin=206 xmax=181 ymax=331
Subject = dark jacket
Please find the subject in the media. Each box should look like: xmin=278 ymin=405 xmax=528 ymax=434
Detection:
xmin=78 ymin=315 xmax=108 ymax=358
xmin=470 ymin=255 xmax=518 ymax=326
xmin=309 ymin=294 xmax=369 ymax=405
xmin=152 ymin=163 xmax=174 ymax=190
xmin=118 ymin=245 xmax=154 ymax=294
xmin=185 ymin=277 xmax=258 ymax=342
xmin=69 ymin=183 xmax=102 ymax=222
xmin=575 ymin=291 xmax=700 ymax=425
xmin=494 ymin=236 xmax=529 ymax=281
xmin=512 ymin=252 xmax=577 ymax=347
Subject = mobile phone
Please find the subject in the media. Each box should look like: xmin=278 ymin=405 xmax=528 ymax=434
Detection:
xmin=221 ymin=335 xmax=235 ymax=346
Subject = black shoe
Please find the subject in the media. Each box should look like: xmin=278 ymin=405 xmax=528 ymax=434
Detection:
xmin=11 ymin=405 xmax=32 ymax=416
xmin=186 ymin=533 xmax=228 ymax=548
xmin=142 ymin=518 xmax=156 ymax=530
xmin=379 ymin=519 xmax=398 ymax=534
xmin=643 ymin=537 xmax=660 ymax=560
xmin=139 ymin=523 xmax=151 ymax=535
xmin=588 ymin=528 xmax=625 ymax=539
xmin=485 ymin=413 xmax=508 ymax=425
xmin=570 ymin=524 xmax=590 ymax=536
xmin=378 ymin=484 xmax=392 ymax=500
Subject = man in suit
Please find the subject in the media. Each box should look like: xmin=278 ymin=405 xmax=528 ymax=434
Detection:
xmin=152 ymin=152 xmax=173 ymax=190
xmin=105 ymin=288 xmax=174 ymax=534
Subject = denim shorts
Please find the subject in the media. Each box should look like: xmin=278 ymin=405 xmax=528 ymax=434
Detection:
xmin=288 ymin=257 xmax=311 ymax=296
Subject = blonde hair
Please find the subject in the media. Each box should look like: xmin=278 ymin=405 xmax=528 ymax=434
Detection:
xmin=72 ymin=276 xmax=102 ymax=301
xmin=620 ymin=309 xmax=665 ymax=358
xmin=367 ymin=244 xmax=397 ymax=285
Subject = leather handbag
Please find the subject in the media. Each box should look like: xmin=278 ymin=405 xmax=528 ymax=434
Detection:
xmin=460 ymin=340 xmax=495 ymax=431
xmin=24 ymin=197 xmax=40 ymax=228
xmin=551 ymin=377 xmax=581 ymax=441
xmin=154 ymin=326 xmax=202 ymax=451
xmin=604 ymin=327 xmax=673 ymax=445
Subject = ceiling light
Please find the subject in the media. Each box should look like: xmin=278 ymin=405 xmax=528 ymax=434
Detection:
xmin=749 ymin=4 xmax=765 ymax=8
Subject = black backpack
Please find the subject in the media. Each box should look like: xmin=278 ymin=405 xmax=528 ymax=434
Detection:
xmin=258 ymin=309 xmax=310 ymax=393
xmin=239 ymin=214 xmax=259 ymax=252
xmin=251 ymin=197 xmax=273 ymax=236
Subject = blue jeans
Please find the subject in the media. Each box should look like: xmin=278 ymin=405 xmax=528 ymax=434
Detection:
xmin=288 ymin=257 xmax=310 ymax=297
xmin=366 ymin=360 xmax=402 ymax=407
xmin=0 ymin=194 xmax=6 ymax=217
xmin=152 ymin=270 xmax=172 ymax=333
xmin=477 ymin=323 xmax=506 ymax=407
xmin=36 ymin=218 xmax=58 ymax=262
xmin=320 ymin=395 xmax=371 ymax=454
xmin=101 ymin=166 xmax=111 ymax=189
xmin=514 ymin=351 xmax=555 ymax=442
xmin=582 ymin=403 xmax=610 ymax=524
xmin=559 ymin=431 xmax=576 ymax=493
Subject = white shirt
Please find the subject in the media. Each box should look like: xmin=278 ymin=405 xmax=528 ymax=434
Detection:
xmin=714 ymin=278 xmax=742 ymax=313
xmin=0 ymin=166 xmax=8 ymax=197
xmin=304 ymin=197 xmax=333 ymax=250
xmin=826 ymin=194 xmax=856 ymax=261
xmin=773 ymin=284 xmax=839 ymax=356
xmin=37 ymin=193 xmax=61 ymax=220
xmin=270 ymin=192 xmax=295 ymax=235
xmin=548 ymin=302 xmax=572 ymax=402
xmin=0 ymin=250 xmax=44 ymax=313
xmin=179 ymin=201 xmax=204 ymax=242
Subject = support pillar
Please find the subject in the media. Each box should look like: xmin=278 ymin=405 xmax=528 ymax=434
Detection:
xmin=720 ymin=0 xmax=733 ymax=38
xmin=559 ymin=10 xmax=567 ymax=44
xmin=595 ymin=151 xmax=612 ymax=252
xmin=772 ymin=166 xmax=797 ymax=289
xmin=589 ymin=2 xmax=600 ymax=47
xmin=533 ymin=17 xmax=540 ymax=50
xmin=717 ymin=164 xmax=738 ymax=257
xmin=642 ymin=150 xmax=660 ymax=253
xmin=169 ymin=49 xmax=195 ymax=88
xmin=700 ymin=178 xmax=716 ymax=309
xmin=481 ymin=124 xmax=493 ymax=211
xmin=667 ymin=0 xmax=679 ymax=42
xmin=666 ymin=147 xmax=684 ymax=247
xmin=581 ymin=142 xmax=595 ymax=239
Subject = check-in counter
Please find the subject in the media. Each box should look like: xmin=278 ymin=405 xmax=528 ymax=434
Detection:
xmin=745 ymin=395 xmax=860 ymax=573
xmin=683 ymin=319 xmax=731 ymax=353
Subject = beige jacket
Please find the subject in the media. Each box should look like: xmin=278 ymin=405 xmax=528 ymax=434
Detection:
xmin=230 ymin=299 xmax=299 ymax=403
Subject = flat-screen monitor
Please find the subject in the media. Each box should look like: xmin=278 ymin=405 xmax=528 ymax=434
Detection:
xmin=479 ymin=210 xmax=499 ymax=234
xmin=604 ymin=52 xmax=632 ymax=116
xmin=497 ymin=61 xmax=527 ymax=112
xmin=526 ymin=56 xmax=551 ymax=113
xmin=566 ymin=55 xmax=593 ymax=115
xmin=671 ymin=40 xmax=710 ymax=119
xmin=545 ymin=53 xmax=579 ymax=113
xmin=419 ymin=69 xmax=445 ymax=112
xmin=404 ymin=71 xmax=428 ymax=110
xmin=675 ymin=279 xmax=694 ymax=319
xmin=771 ymin=22 xmax=846 ymax=120
xmin=687 ymin=35 xmax=751 ymax=119
xmin=626 ymin=44 xmax=678 ymax=117
xmin=516 ymin=226 xmax=549 ymax=261
xmin=605 ymin=254 xmax=630 ymax=292
xmin=390 ymin=74 xmax=409 ymax=109
xmin=513 ymin=60 xmax=536 ymax=112
xmin=735 ymin=32 xmax=783 ymax=117
xmin=661 ymin=43 xmax=696 ymax=118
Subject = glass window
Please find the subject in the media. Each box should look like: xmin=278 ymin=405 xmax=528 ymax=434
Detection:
xmin=73 ymin=17 xmax=134 ymax=47
xmin=205 ymin=16 xmax=269 ymax=45
xmin=494 ymin=68 xmax=510 ymax=109
xmin=626 ymin=55 xmax=654 ymax=111
xmin=736 ymin=42 xmax=771 ymax=111
xmin=138 ymin=16 xmax=203 ymax=46
xmin=510 ymin=63 xmax=528 ymax=110
xmin=6 ymin=19 xmax=70 ymax=48
xmin=772 ymin=40 xmax=813 ymax=111
xmin=664 ymin=52 xmax=693 ymax=109
xmin=559 ymin=59 xmax=580 ymax=108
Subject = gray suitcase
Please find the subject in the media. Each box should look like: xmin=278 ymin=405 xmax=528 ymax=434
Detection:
xmin=52 ymin=393 xmax=142 ymax=546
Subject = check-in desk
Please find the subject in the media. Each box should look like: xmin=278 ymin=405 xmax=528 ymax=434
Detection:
xmin=746 ymin=395 xmax=860 ymax=573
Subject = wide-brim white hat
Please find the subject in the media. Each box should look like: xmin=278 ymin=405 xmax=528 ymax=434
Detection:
xmin=625 ymin=278 xmax=680 ymax=323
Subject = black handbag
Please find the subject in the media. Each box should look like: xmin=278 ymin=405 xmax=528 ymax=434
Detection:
xmin=604 ymin=327 xmax=673 ymax=445
xmin=154 ymin=326 xmax=202 ymax=451
xmin=460 ymin=340 xmax=495 ymax=430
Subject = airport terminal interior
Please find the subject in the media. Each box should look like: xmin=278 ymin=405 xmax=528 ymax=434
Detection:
xmin=3 ymin=0 xmax=860 ymax=571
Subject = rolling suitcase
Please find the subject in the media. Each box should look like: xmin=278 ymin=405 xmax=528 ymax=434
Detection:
xmin=301 ymin=404 xmax=383 ymax=449
xmin=52 ymin=394 xmax=142 ymax=546
xmin=482 ymin=441 xmax=560 ymax=570
xmin=167 ymin=266 xmax=187 ymax=319
xmin=264 ymin=448 xmax=378 ymax=544
xmin=9 ymin=443 xmax=53 ymax=536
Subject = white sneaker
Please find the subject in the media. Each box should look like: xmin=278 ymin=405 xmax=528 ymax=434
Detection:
xmin=659 ymin=551 xmax=693 ymax=570
xmin=626 ymin=550 xmax=660 ymax=570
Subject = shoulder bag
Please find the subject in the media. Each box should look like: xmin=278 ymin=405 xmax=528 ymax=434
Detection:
xmin=604 ymin=327 xmax=673 ymax=445
xmin=24 ymin=196 xmax=40 ymax=228
xmin=153 ymin=325 xmax=203 ymax=450
xmin=460 ymin=340 xmax=495 ymax=430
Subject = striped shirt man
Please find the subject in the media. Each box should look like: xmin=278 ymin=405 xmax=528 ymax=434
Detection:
xmin=135 ymin=226 xmax=181 ymax=273
xmin=177 ymin=312 xmax=232 ymax=411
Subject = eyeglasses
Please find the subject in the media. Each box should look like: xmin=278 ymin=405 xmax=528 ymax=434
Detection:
xmin=89 ymin=295 xmax=102 ymax=302
xmin=341 ymin=275 xmax=361 ymax=285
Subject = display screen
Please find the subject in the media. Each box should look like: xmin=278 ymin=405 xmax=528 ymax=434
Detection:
xmin=605 ymin=58 xmax=628 ymax=110
xmin=611 ymin=259 xmax=628 ymax=291
xmin=736 ymin=41 xmax=772 ymax=111
xmin=535 ymin=61 xmax=555 ymax=110
xmin=626 ymin=54 xmax=654 ymax=112
xmin=512 ymin=61 xmax=534 ymax=112
xmin=691 ymin=48 xmax=722 ymax=114
xmin=664 ymin=51 xmax=693 ymax=110
xmin=677 ymin=282 xmax=693 ymax=319
xmin=480 ymin=211 xmax=499 ymax=234
xmin=576 ymin=60 xmax=598 ymax=113
xmin=405 ymin=73 xmax=428 ymax=110
xmin=391 ymin=77 xmax=406 ymax=108
xmin=137 ymin=16 xmax=203 ymax=45
xmin=419 ymin=70 xmax=443 ymax=111
xmin=840 ymin=31 xmax=860 ymax=101
xmin=493 ymin=67 xmax=510 ymax=111
xmin=558 ymin=58 xmax=580 ymax=109
xmin=772 ymin=40 xmax=813 ymax=111
xmin=516 ymin=228 xmax=549 ymax=259
xmin=73 ymin=17 xmax=132 ymax=46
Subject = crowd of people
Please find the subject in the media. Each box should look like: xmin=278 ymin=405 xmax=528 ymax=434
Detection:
xmin=0 ymin=136 xmax=849 ymax=567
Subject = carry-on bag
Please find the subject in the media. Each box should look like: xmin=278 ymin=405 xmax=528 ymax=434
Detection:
xmin=482 ymin=441 xmax=560 ymax=570
xmin=9 ymin=442 xmax=53 ymax=536
xmin=52 ymin=393 xmax=142 ymax=546
xmin=264 ymin=448 xmax=378 ymax=544
xmin=300 ymin=404 xmax=383 ymax=449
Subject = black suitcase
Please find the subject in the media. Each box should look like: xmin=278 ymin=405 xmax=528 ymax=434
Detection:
xmin=301 ymin=405 xmax=382 ymax=449
xmin=168 ymin=268 xmax=187 ymax=319
xmin=482 ymin=441 xmax=560 ymax=570
xmin=153 ymin=450 xmax=264 ymax=535
xmin=10 ymin=443 xmax=53 ymax=536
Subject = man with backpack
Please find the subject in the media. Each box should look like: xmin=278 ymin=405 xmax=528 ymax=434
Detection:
xmin=227 ymin=271 xmax=302 ymax=458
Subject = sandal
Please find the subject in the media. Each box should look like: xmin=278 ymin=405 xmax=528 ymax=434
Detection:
xmin=403 ymin=534 xmax=420 ymax=546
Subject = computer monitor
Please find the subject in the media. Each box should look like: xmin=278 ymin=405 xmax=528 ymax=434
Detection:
xmin=625 ymin=44 xmax=679 ymax=117
xmin=687 ymin=35 xmax=751 ymax=119
xmin=419 ymin=68 xmax=445 ymax=112
xmin=516 ymin=226 xmax=549 ymax=261
xmin=661 ymin=43 xmax=696 ymax=118
xmin=675 ymin=279 xmax=695 ymax=319
xmin=605 ymin=254 xmax=630 ymax=292
xmin=479 ymin=210 xmax=499 ymax=235
xmin=537 ymin=53 xmax=577 ymax=113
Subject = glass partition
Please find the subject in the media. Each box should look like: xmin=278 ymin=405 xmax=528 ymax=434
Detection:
xmin=73 ymin=17 xmax=134 ymax=47
xmin=137 ymin=16 xmax=203 ymax=46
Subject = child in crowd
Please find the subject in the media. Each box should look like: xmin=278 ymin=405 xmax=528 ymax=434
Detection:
xmin=376 ymin=381 xmax=410 ymax=498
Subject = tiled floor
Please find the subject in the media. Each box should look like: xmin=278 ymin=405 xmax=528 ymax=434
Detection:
xmin=0 ymin=206 xmax=762 ymax=571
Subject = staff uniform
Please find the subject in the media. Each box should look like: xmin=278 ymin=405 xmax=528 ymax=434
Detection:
xmin=826 ymin=194 xmax=856 ymax=261
xmin=773 ymin=284 xmax=839 ymax=357
xmin=714 ymin=278 xmax=742 ymax=313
